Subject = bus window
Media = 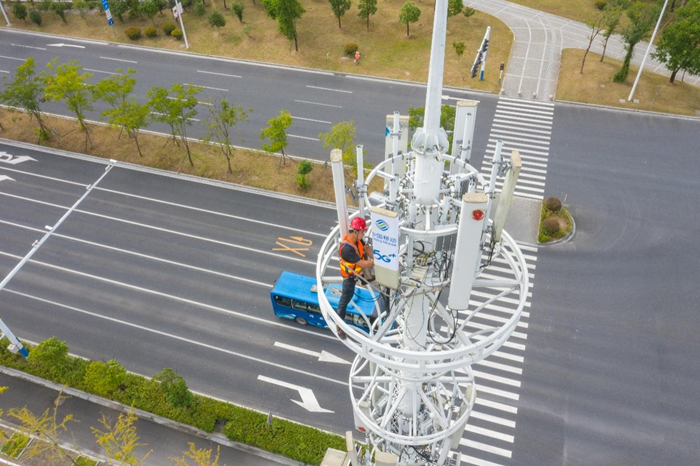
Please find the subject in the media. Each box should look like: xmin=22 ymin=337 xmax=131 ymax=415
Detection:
xmin=274 ymin=295 xmax=292 ymax=308
xmin=292 ymin=300 xmax=321 ymax=315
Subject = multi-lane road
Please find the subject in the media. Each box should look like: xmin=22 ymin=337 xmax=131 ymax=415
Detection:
xmin=2 ymin=25 xmax=700 ymax=466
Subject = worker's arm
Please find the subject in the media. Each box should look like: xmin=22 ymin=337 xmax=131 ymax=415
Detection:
xmin=357 ymin=258 xmax=374 ymax=268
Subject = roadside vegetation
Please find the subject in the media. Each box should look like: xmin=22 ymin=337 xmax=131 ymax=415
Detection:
xmin=2 ymin=0 xmax=512 ymax=92
xmin=538 ymin=197 xmax=573 ymax=243
xmin=0 ymin=338 xmax=346 ymax=465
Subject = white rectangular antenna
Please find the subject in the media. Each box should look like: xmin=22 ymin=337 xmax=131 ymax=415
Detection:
xmin=330 ymin=149 xmax=349 ymax=238
xmin=492 ymin=151 xmax=522 ymax=244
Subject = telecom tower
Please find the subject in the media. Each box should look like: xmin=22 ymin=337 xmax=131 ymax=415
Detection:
xmin=316 ymin=0 xmax=528 ymax=464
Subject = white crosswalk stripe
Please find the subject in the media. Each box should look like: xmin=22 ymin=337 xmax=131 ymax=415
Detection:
xmin=458 ymin=98 xmax=553 ymax=465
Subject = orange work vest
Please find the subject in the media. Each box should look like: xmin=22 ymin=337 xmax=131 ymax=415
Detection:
xmin=339 ymin=235 xmax=364 ymax=278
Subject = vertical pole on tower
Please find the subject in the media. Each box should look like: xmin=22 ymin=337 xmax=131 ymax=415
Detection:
xmin=331 ymin=149 xmax=349 ymax=238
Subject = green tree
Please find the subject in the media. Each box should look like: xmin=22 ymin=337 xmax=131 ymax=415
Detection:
xmin=194 ymin=1 xmax=206 ymax=16
xmin=153 ymin=368 xmax=194 ymax=407
xmin=318 ymin=120 xmax=356 ymax=167
xmin=109 ymin=0 xmax=129 ymax=22
xmin=82 ymin=360 xmax=127 ymax=397
xmin=11 ymin=3 xmax=27 ymax=21
xmin=329 ymin=0 xmax=351 ymax=28
xmin=42 ymin=59 xmax=96 ymax=150
xmin=600 ymin=4 xmax=623 ymax=62
xmin=652 ymin=0 xmax=700 ymax=83
xmin=50 ymin=2 xmax=69 ymax=22
xmin=9 ymin=394 xmax=81 ymax=466
xmin=447 ymin=0 xmax=462 ymax=18
xmin=263 ymin=0 xmax=306 ymax=51
xmin=93 ymin=68 xmax=136 ymax=109
xmin=260 ymin=109 xmax=293 ymax=167
xmin=232 ymin=2 xmax=244 ymax=21
xmin=141 ymin=0 xmax=159 ymax=25
xmin=296 ymin=159 xmax=313 ymax=190
xmin=148 ymin=83 xmax=201 ymax=166
xmin=462 ymin=6 xmax=475 ymax=20
xmin=29 ymin=9 xmax=42 ymax=26
xmin=581 ymin=11 xmax=607 ymax=73
xmin=73 ymin=0 xmax=91 ymax=24
xmin=209 ymin=11 xmax=226 ymax=27
xmin=613 ymin=1 xmax=658 ymax=82
xmin=357 ymin=0 xmax=377 ymax=30
xmin=453 ymin=41 xmax=466 ymax=61
xmin=0 ymin=57 xmax=50 ymax=141
xmin=171 ymin=443 xmax=222 ymax=466
xmin=408 ymin=104 xmax=456 ymax=151
xmin=205 ymin=98 xmax=250 ymax=174
xmin=399 ymin=2 xmax=421 ymax=37
xmin=27 ymin=337 xmax=70 ymax=379
xmin=92 ymin=409 xmax=151 ymax=465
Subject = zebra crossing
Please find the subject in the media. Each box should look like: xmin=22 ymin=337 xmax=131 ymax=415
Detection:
xmin=482 ymin=97 xmax=555 ymax=201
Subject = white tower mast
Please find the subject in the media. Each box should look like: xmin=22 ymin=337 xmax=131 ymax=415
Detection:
xmin=317 ymin=1 xmax=527 ymax=464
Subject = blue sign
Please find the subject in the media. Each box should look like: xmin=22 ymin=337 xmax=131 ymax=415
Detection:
xmin=101 ymin=0 xmax=109 ymax=10
xmin=102 ymin=0 xmax=113 ymax=25
xmin=385 ymin=126 xmax=390 ymax=137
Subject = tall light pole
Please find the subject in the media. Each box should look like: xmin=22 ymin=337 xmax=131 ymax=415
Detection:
xmin=628 ymin=0 xmax=670 ymax=102
xmin=0 ymin=0 xmax=11 ymax=27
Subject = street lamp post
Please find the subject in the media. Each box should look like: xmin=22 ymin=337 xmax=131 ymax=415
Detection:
xmin=628 ymin=0 xmax=670 ymax=102
xmin=0 ymin=0 xmax=11 ymax=27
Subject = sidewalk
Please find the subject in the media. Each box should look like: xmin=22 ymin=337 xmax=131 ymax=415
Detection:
xmin=0 ymin=370 xmax=294 ymax=466
xmin=467 ymin=0 xmax=700 ymax=101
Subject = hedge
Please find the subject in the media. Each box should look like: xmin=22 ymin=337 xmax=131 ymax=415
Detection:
xmin=0 ymin=338 xmax=345 ymax=465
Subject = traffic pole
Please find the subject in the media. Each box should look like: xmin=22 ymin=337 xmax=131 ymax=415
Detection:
xmin=628 ymin=0 xmax=669 ymax=102
xmin=176 ymin=1 xmax=190 ymax=49
xmin=479 ymin=26 xmax=491 ymax=81
xmin=0 ymin=0 xmax=11 ymax=27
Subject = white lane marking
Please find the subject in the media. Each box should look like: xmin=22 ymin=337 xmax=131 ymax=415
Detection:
xmin=490 ymin=129 xmax=551 ymax=140
xmin=460 ymin=453 xmax=504 ymax=466
xmin=474 ymin=384 xmax=519 ymax=401
xmin=84 ymin=68 xmax=119 ymax=75
xmin=294 ymin=100 xmax=342 ymax=108
xmin=274 ymin=341 xmax=351 ymax=364
xmin=500 ymin=96 xmax=555 ymax=107
xmin=474 ymin=370 xmax=522 ymax=388
xmin=4 ymin=288 xmax=344 ymax=384
xmin=488 ymin=138 xmax=549 ymax=151
xmin=464 ymin=424 xmax=514 ymax=443
xmin=486 ymin=145 xmax=549 ymax=158
xmin=0 ymin=153 xmax=37 ymax=165
xmin=491 ymin=118 xmax=553 ymax=130
xmin=492 ymin=114 xmax=553 ymax=127
xmin=498 ymin=103 xmax=555 ymax=116
xmin=0 ymin=175 xmax=14 ymax=182
xmin=185 ymin=83 xmax=229 ymax=92
xmin=47 ymin=43 xmax=86 ymax=49
xmin=469 ymin=410 xmax=516 ymax=428
xmin=495 ymin=109 xmax=553 ymax=121
xmin=0 ymin=219 xmax=273 ymax=288
xmin=306 ymin=85 xmax=352 ymax=94
xmin=460 ymin=438 xmax=512 ymax=458
xmin=196 ymin=69 xmax=242 ymax=79
xmin=0 ymin=191 xmax=315 ymax=265
xmin=166 ymin=96 xmax=213 ymax=106
xmin=258 ymin=375 xmax=334 ymax=413
xmin=150 ymin=111 xmax=200 ymax=122
xmin=0 ymin=253 xmax=335 ymax=341
xmin=100 ymin=56 xmax=138 ymax=64
xmin=475 ymin=397 xmax=518 ymax=415
xmin=491 ymin=122 xmax=553 ymax=135
xmin=0 ymin=70 xmax=8 ymax=74
xmin=288 ymin=134 xmax=320 ymax=141
xmin=11 ymin=43 xmax=47 ymax=51
xmin=490 ymin=349 xmax=524 ymax=364
xmin=0 ymin=55 xmax=26 ymax=61
xmin=476 ymin=359 xmax=523 ymax=375
xmin=291 ymin=116 xmax=332 ymax=124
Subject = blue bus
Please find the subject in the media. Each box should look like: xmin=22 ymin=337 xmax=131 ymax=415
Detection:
xmin=271 ymin=271 xmax=379 ymax=332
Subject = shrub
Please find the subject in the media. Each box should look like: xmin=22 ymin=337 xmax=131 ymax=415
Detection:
xmin=153 ymin=368 xmax=193 ymax=407
xmin=542 ymin=216 xmax=562 ymax=235
xmin=208 ymin=11 xmax=226 ymax=28
xmin=83 ymin=360 xmax=126 ymax=397
xmin=231 ymin=1 xmax=244 ymax=21
xmin=171 ymin=28 xmax=184 ymax=40
xmin=11 ymin=3 xmax=27 ymax=21
xmin=594 ymin=0 xmax=607 ymax=10
xmin=51 ymin=2 xmax=68 ymax=22
xmin=296 ymin=173 xmax=308 ymax=190
xmin=27 ymin=337 xmax=70 ymax=379
xmin=38 ymin=0 xmax=53 ymax=12
xmin=344 ymin=42 xmax=359 ymax=56
xmin=162 ymin=22 xmax=177 ymax=35
xmin=194 ymin=1 xmax=206 ymax=16
xmin=108 ymin=0 xmax=128 ymax=22
xmin=29 ymin=9 xmax=43 ymax=26
xmin=124 ymin=26 xmax=142 ymax=40
xmin=298 ymin=159 xmax=313 ymax=176
xmin=144 ymin=25 xmax=158 ymax=37
xmin=243 ymin=24 xmax=252 ymax=37
xmin=544 ymin=196 xmax=562 ymax=212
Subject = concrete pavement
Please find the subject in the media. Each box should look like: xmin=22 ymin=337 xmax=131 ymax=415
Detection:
xmin=467 ymin=0 xmax=700 ymax=101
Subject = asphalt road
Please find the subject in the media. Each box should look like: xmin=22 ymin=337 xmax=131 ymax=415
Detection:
xmin=516 ymin=105 xmax=700 ymax=465
xmin=0 ymin=28 xmax=498 ymax=166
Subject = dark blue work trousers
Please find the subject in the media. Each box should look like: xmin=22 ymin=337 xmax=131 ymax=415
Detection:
xmin=337 ymin=277 xmax=357 ymax=321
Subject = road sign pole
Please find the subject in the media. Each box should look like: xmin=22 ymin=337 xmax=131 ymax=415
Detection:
xmin=101 ymin=0 xmax=116 ymax=37
xmin=628 ymin=0 xmax=669 ymax=102
xmin=0 ymin=0 xmax=11 ymax=27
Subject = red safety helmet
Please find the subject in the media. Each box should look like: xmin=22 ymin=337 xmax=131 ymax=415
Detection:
xmin=349 ymin=217 xmax=367 ymax=232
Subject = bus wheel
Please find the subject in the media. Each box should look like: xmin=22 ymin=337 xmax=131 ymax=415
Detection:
xmin=295 ymin=317 xmax=308 ymax=325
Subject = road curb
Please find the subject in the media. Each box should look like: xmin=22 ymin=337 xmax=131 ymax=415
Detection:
xmin=0 ymin=27 xmax=491 ymax=97
xmin=554 ymin=99 xmax=700 ymax=122
xmin=538 ymin=208 xmax=576 ymax=246
xmin=0 ymin=365 xmax=306 ymax=466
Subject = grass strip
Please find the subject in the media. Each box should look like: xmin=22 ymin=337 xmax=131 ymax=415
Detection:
xmin=1 ymin=432 xmax=30 ymax=458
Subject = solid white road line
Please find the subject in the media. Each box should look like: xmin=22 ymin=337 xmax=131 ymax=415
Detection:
xmin=294 ymin=100 xmax=342 ymax=108
xmin=0 ymin=70 xmax=8 ymax=74
xmin=493 ymin=112 xmax=553 ymax=125
xmin=196 ymin=70 xmax=242 ymax=79
xmin=460 ymin=438 xmax=512 ymax=458
xmin=501 ymin=96 xmax=555 ymax=107
xmin=291 ymin=116 xmax=332 ymax=124
xmin=100 ymin=56 xmax=138 ymax=64
xmin=496 ymin=109 xmax=553 ymax=121
xmin=0 ymin=219 xmax=273 ymax=288
xmin=0 ymin=252 xmax=334 ymax=340
xmin=489 ymin=134 xmax=551 ymax=146
xmin=469 ymin=410 xmax=516 ymax=428
xmin=11 ymin=43 xmax=47 ymax=51
xmin=3 ymin=288 xmax=345 ymax=383
xmin=491 ymin=122 xmax=553 ymax=135
xmin=84 ymin=68 xmax=119 ymax=75
xmin=306 ymin=85 xmax=352 ymax=94
xmin=151 ymin=111 xmax=200 ymax=122
xmin=474 ymin=384 xmax=520 ymax=401
xmin=498 ymin=102 xmax=555 ymax=115
xmin=464 ymin=423 xmax=515 ymax=442
xmin=185 ymin=83 xmax=229 ymax=92
xmin=476 ymin=359 xmax=523 ymax=375
xmin=491 ymin=118 xmax=553 ymax=130
xmin=167 ymin=96 xmax=213 ymax=106
xmin=0 ymin=55 xmax=25 ymax=61
xmin=289 ymin=134 xmax=321 ymax=141
xmin=488 ymin=139 xmax=550 ymax=151
xmin=475 ymin=397 xmax=518 ymax=415
xmin=474 ymin=370 xmax=522 ymax=388
xmin=490 ymin=128 xmax=551 ymax=140
xmin=460 ymin=453 xmax=504 ymax=466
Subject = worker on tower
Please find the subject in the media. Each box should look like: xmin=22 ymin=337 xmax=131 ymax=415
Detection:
xmin=336 ymin=217 xmax=374 ymax=339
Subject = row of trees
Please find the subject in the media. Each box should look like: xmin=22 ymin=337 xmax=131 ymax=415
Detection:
xmin=580 ymin=0 xmax=700 ymax=84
